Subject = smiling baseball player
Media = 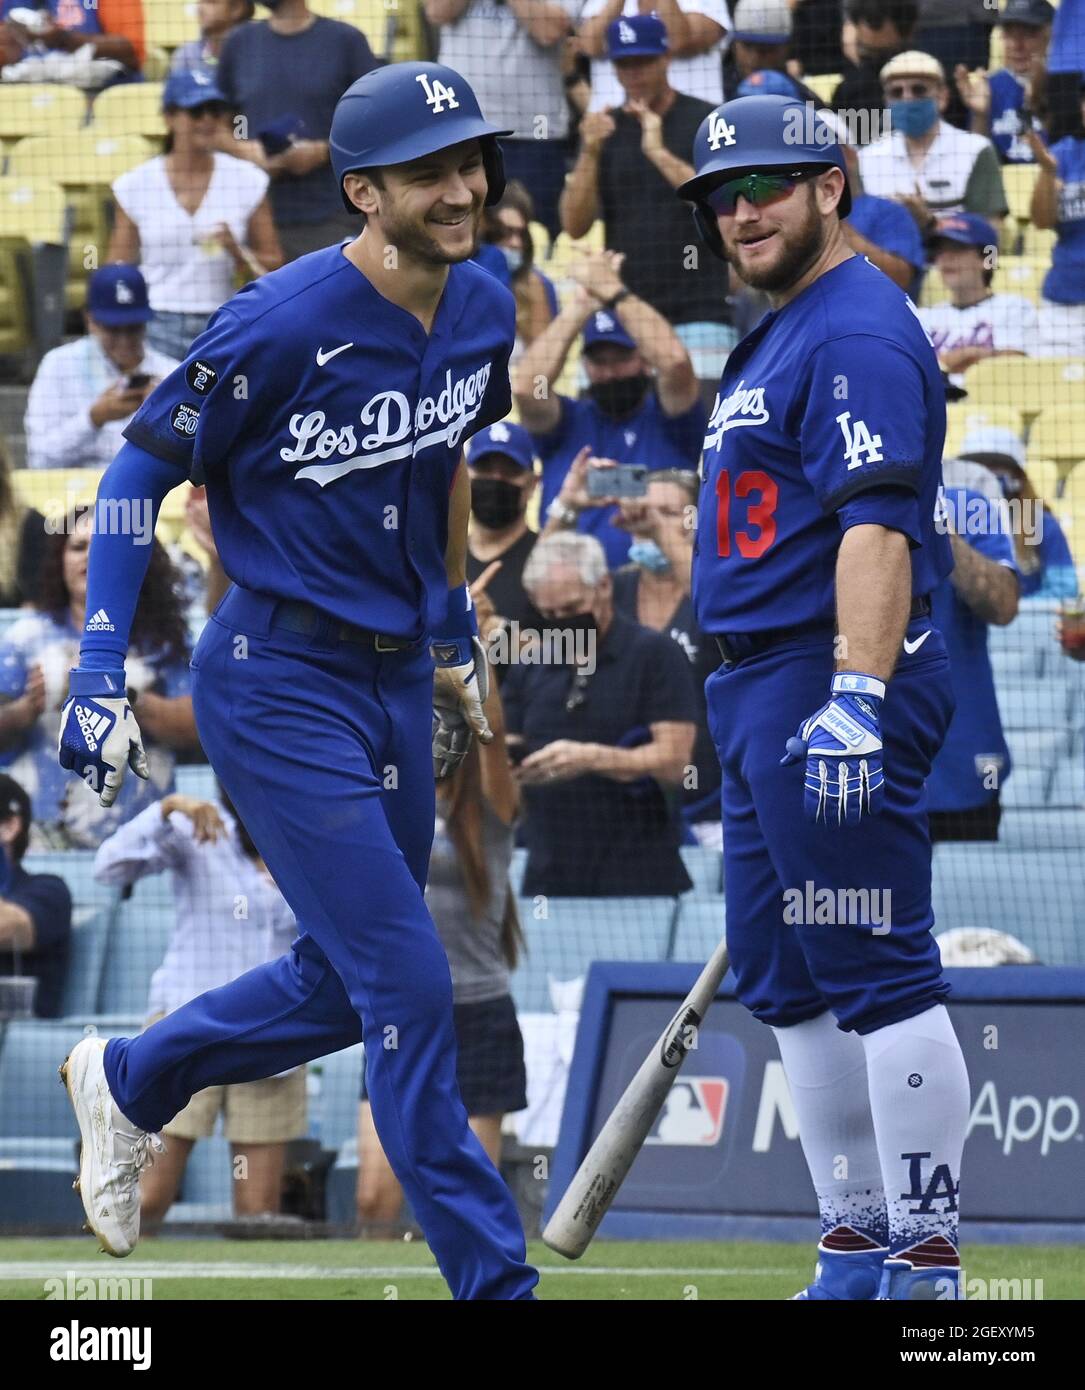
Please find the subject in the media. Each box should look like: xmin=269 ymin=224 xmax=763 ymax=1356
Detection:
xmin=56 ymin=62 xmax=538 ymax=1301
xmin=679 ymin=96 xmax=970 ymax=1300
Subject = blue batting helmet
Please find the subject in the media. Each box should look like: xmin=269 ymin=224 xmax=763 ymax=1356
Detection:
xmin=677 ymin=95 xmax=850 ymax=259
xmin=330 ymin=62 xmax=514 ymax=215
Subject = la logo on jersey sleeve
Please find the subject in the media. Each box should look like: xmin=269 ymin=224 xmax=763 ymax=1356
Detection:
xmin=836 ymin=411 xmax=884 ymax=471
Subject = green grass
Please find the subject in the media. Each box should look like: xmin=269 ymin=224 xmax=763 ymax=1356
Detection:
xmin=0 ymin=1237 xmax=1078 ymax=1300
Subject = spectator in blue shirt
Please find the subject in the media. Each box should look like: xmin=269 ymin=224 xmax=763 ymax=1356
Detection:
xmin=928 ymin=459 xmax=1022 ymax=842
xmin=1027 ymin=84 xmax=1085 ymax=357
xmin=954 ymin=0 xmax=1053 ymax=165
xmin=209 ymin=0 xmax=378 ymax=261
xmin=957 ymin=425 xmax=1078 ymax=599
xmin=840 ymin=139 xmax=926 ymax=292
xmin=513 ymin=252 xmax=705 ymax=570
xmin=0 ymin=773 xmax=71 ymax=1017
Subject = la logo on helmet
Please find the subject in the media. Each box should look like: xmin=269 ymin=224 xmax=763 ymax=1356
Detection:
xmin=707 ymin=112 xmax=736 ymax=151
xmin=416 ymin=73 xmax=459 ymax=115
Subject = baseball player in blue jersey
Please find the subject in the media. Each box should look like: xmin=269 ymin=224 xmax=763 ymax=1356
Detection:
xmin=55 ymin=62 xmax=538 ymax=1300
xmin=679 ymin=96 xmax=971 ymax=1299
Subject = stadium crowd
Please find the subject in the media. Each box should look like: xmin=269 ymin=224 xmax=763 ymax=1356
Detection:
xmin=0 ymin=0 xmax=1082 ymax=1226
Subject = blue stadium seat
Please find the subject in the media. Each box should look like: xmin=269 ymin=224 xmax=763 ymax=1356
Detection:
xmin=679 ymin=844 xmax=723 ymax=896
xmin=0 ymin=1137 xmax=81 ymax=1228
xmin=23 ymin=851 xmax=117 ymax=914
xmin=58 ymin=906 xmax=111 ymax=1016
xmin=932 ymin=846 xmax=1085 ymax=965
xmin=1004 ymin=727 xmax=1075 ymax=769
xmin=0 ymin=1019 xmax=128 ymax=1140
xmin=997 ymin=674 xmax=1081 ymax=730
xmin=97 ymin=879 xmax=176 ymax=1015
xmin=510 ymin=897 xmax=676 ymax=1012
xmin=168 ymin=1132 xmax=233 ymax=1223
xmin=669 ymin=897 xmax=726 ymax=964
xmin=999 ymin=808 xmax=1085 ymax=848
xmin=172 ymin=763 xmax=218 ymax=801
xmin=311 ymin=1044 xmax=364 ymax=1153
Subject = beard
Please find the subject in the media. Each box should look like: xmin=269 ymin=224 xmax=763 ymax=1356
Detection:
xmin=726 ymin=190 xmax=827 ymax=296
xmin=376 ymin=201 xmax=482 ymax=267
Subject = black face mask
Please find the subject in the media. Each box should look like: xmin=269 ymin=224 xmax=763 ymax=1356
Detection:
xmin=471 ymin=477 xmax=524 ymax=529
xmin=588 ymin=373 xmax=650 ymax=419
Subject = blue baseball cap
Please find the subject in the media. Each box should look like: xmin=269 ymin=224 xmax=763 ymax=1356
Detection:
xmin=930 ymin=212 xmax=999 ymax=250
xmin=606 ymin=13 xmax=668 ymax=59
xmin=583 ymin=308 xmax=636 ymax=353
xmin=162 ymin=68 xmax=228 ymax=111
xmin=86 ymin=265 xmax=153 ymax=326
xmin=737 ymin=69 xmax=800 ymax=99
xmin=468 ymin=421 xmax=536 ymax=471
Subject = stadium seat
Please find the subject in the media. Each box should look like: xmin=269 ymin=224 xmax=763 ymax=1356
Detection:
xmin=918 ymin=265 xmax=947 ymax=308
xmin=943 ymin=403 xmax=1024 ymax=459
xmin=932 ymin=846 xmax=1085 ymax=964
xmin=90 ymin=83 xmax=167 ymax=143
xmin=143 ymin=0 xmax=200 ymax=52
xmin=963 ymin=357 xmax=1085 ymax=427
xmin=1019 ymin=223 xmax=1056 ymax=262
xmin=997 ymin=671 xmax=1081 ymax=730
xmin=1001 ymin=758 xmax=1084 ymax=810
xmin=510 ymin=896 xmax=676 ymax=1012
xmin=0 ymin=236 xmax=33 ymax=358
xmin=1028 ymin=405 xmax=1085 ymax=476
xmin=669 ymin=897 xmax=725 ymax=965
xmin=0 ymin=1137 xmax=82 ymax=1229
xmin=311 ymin=1043 xmax=365 ymax=1152
xmin=11 ymin=467 xmax=103 ymax=524
xmin=679 ymin=844 xmax=723 ymax=896
xmin=0 ymin=176 xmax=68 ymax=244
xmin=58 ymin=906 xmax=113 ymax=1017
xmin=991 ymin=255 xmax=1047 ymax=304
xmin=173 ymin=763 xmax=219 ymax=801
xmin=1024 ymin=455 xmax=1058 ymax=499
xmin=999 ymin=807 xmax=1085 ymax=849
xmin=1004 ymin=726 xmax=1074 ymax=769
xmin=1001 ymin=164 xmax=1039 ymax=225
xmin=6 ymin=132 xmax=155 ymax=312
xmin=0 ymin=84 xmax=86 ymax=143
xmin=0 ymin=1019 xmax=109 ymax=1139
xmin=142 ymin=44 xmax=171 ymax=81
xmin=803 ymin=73 xmax=841 ymax=105
xmin=97 ymin=880 xmax=177 ymax=1016
xmin=23 ymin=849 xmax=118 ymax=913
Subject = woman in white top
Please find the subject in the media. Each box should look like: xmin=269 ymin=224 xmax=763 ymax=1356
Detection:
xmin=108 ymin=68 xmax=282 ymax=362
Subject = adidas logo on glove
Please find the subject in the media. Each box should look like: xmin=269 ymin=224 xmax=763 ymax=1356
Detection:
xmin=75 ymin=704 xmax=110 ymax=753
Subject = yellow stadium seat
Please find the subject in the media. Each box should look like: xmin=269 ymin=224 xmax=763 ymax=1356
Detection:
xmin=962 ymin=356 xmax=1085 ymax=426
xmin=803 ymin=73 xmax=841 ymax=105
xmin=0 ymin=238 xmax=33 ymax=357
xmin=991 ymin=255 xmax=1047 ymax=302
xmin=11 ymin=468 xmax=103 ymax=521
xmin=0 ymin=177 xmax=68 ymax=243
xmin=7 ymin=133 xmax=154 ymax=311
xmin=142 ymin=44 xmax=171 ymax=82
xmin=918 ymin=266 xmax=948 ymax=308
xmin=1025 ymin=456 xmax=1058 ymax=500
xmin=90 ymin=84 xmax=167 ymax=141
xmin=1002 ymin=164 xmax=1039 ymax=224
xmin=1020 ymin=223 xmax=1056 ymax=262
xmin=391 ymin=0 xmax=426 ymax=61
xmin=529 ymin=220 xmax=551 ymax=263
xmin=0 ymin=85 xmax=86 ymax=142
xmin=143 ymin=0 xmax=200 ymax=52
xmin=1028 ymin=405 xmax=1085 ymax=475
xmin=944 ymin=403 xmax=1025 ymax=457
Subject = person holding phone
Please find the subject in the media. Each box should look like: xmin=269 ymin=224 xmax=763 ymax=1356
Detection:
xmin=25 ymin=266 xmax=178 ymax=472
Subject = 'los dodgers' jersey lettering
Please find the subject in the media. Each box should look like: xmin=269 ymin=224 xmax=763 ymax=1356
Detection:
xmin=693 ymin=256 xmax=952 ymax=634
xmin=124 ymin=246 xmax=515 ymax=639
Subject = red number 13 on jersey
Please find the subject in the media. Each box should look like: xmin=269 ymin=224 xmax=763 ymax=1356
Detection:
xmin=715 ymin=469 xmax=779 ymax=559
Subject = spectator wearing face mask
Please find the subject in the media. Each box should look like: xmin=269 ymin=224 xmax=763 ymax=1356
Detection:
xmin=464 ymin=422 xmax=546 ymax=682
xmin=471 ymin=182 xmax=558 ymax=359
xmin=512 ymin=255 xmax=705 ymax=571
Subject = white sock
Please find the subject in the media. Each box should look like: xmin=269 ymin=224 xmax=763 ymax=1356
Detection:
xmin=860 ymin=1004 xmax=970 ymax=1265
xmin=772 ymin=1012 xmax=888 ymax=1250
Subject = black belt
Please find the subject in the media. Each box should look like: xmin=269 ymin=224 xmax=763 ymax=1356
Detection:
xmin=714 ymin=595 xmax=931 ymax=666
xmin=273 ymin=599 xmax=419 ymax=651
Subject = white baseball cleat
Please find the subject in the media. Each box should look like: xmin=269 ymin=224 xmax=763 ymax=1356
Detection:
xmin=60 ymin=1036 xmax=164 ymax=1258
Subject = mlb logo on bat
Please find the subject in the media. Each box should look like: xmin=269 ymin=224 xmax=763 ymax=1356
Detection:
xmin=645 ymin=1077 xmax=729 ymax=1146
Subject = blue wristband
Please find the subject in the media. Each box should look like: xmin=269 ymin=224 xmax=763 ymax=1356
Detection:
xmin=439 ymin=583 xmax=479 ymax=641
xmin=68 ymin=669 xmax=127 ymax=698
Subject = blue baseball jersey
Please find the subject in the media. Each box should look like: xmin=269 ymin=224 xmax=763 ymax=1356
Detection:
xmin=928 ymin=487 xmax=1019 ymax=813
xmin=124 ymin=245 xmax=516 ymax=640
xmin=692 ymin=255 xmax=953 ymax=634
xmin=1043 ymin=136 xmax=1085 ymax=305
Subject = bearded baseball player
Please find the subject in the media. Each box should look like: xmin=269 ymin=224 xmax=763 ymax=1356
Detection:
xmin=678 ymin=96 xmax=970 ymax=1300
xmin=55 ymin=62 xmax=538 ymax=1301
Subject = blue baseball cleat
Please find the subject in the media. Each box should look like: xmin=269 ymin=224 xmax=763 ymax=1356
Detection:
xmin=877 ymin=1259 xmax=960 ymax=1300
xmin=792 ymin=1244 xmax=888 ymax=1300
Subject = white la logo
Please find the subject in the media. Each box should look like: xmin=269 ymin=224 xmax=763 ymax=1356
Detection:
xmin=706 ymin=112 xmax=736 ymax=151
xmin=416 ymin=72 xmax=459 ymax=115
xmin=618 ymin=18 xmax=637 ymax=43
xmin=836 ymin=411 xmax=884 ymax=470
xmin=115 ymin=281 xmax=134 ymax=304
xmin=489 ymin=422 xmax=510 ymax=442
xmin=594 ymin=311 xmax=615 ymax=332
xmin=624 ymin=430 xmax=636 ymax=447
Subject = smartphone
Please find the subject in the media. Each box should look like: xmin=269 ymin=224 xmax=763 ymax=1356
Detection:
xmin=126 ymin=373 xmax=151 ymax=390
xmin=586 ymin=463 xmax=648 ymax=499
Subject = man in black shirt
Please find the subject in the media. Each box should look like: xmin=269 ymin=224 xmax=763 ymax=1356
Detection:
xmin=465 ymin=421 xmax=546 ymax=682
xmin=559 ymin=13 xmax=734 ymax=381
xmin=832 ymin=0 xmax=920 ymax=145
xmin=722 ymin=0 xmax=836 ymax=106
xmin=0 ymin=773 xmax=71 ymax=1017
xmin=503 ymin=532 xmax=697 ymax=897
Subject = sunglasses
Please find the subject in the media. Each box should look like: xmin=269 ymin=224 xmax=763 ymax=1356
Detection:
xmin=885 ymin=81 xmax=936 ymax=99
xmin=705 ymin=169 xmax=817 ymax=216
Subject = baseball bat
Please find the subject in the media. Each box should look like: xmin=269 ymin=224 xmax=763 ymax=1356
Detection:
xmin=542 ymin=937 xmax=731 ymax=1259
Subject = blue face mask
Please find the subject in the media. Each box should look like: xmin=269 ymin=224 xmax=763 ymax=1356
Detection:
xmin=500 ymin=244 xmax=523 ymax=274
xmin=890 ymin=97 xmax=939 ymax=138
xmin=628 ymin=539 xmax=671 ymax=574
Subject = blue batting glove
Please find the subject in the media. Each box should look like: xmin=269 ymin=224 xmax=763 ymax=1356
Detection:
xmin=781 ymin=672 xmax=885 ymax=825
xmin=58 ymin=669 xmax=149 ymax=808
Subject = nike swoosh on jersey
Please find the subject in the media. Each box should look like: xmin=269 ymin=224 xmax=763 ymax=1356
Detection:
xmin=903 ymin=630 xmax=932 ymax=655
xmin=316 ymin=342 xmax=354 ymax=366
